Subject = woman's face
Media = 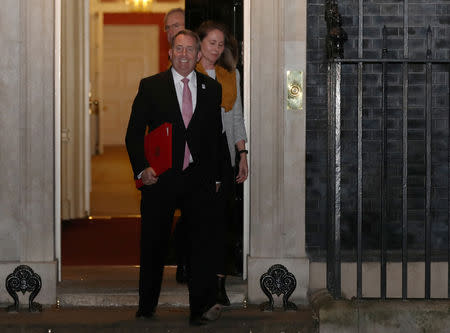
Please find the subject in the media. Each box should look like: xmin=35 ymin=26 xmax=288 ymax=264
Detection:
xmin=200 ymin=29 xmax=225 ymax=66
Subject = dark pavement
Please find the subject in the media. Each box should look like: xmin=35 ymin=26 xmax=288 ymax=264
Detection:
xmin=0 ymin=305 xmax=316 ymax=333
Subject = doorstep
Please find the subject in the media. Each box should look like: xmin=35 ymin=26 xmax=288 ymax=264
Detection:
xmin=57 ymin=265 xmax=247 ymax=307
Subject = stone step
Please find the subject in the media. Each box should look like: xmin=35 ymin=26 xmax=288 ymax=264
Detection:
xmin=57 ymin=289 xmax=246 ymax=308
xmin=3 ymin=267 xmax=315 ymax=332
xmin=58 ymin=265 xmax=246 ymax=307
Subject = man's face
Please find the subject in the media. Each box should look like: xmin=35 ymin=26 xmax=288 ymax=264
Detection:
xmin=169 ymin=34 xmax=201 ymax=77
xmin=165 ymin=12 xmax=185 ymax=44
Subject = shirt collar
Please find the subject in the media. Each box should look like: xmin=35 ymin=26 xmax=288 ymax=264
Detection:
xmin=171 ymin=67 xmax=197 ymax=87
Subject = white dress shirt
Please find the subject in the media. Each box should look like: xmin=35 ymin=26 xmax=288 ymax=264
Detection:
xmin=171 ymin=68 xmax=197 ymax=112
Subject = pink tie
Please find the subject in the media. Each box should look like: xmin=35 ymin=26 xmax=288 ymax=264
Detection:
xmin=181 ymin=77 xmax=193 ymax=170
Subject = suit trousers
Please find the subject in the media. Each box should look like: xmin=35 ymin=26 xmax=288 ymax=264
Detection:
xmin=138 ymin=168 xmax=217 ymax=317
xmin=213 ymin=163 xmax=234 ymax=275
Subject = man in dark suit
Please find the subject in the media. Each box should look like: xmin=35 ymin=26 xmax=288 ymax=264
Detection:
xmin=125 ymin=30 xmax=223 ymax=326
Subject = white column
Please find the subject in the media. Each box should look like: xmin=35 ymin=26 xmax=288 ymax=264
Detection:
xmin=0 ymin=0 xmax=57 ymax=305
xmin=247 ymin=0 xmax=309 ymax=305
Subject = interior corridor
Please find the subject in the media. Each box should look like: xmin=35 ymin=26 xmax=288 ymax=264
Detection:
xmin=90 ymin=145 xmax=140 ymax=217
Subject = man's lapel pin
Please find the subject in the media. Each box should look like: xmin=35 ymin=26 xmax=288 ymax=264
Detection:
xmin=201 ymin=83 xmax=206 ymax=90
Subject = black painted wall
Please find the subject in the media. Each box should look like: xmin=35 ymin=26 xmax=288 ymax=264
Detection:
xmin=306 ymin=0 xmax=450 ymax=261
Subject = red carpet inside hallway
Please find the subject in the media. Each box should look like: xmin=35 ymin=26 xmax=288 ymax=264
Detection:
xmin=62 ymin=217 xmax=141 ymax=265
xmin=62 ymin=217 xmax=180 ymax=265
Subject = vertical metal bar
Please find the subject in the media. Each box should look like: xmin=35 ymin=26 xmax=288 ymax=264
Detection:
xmin=357 ymin=63 xmax=363 ymax=299
xmin=325 ymin=60 xmax=343 ymax=299
xmin=327 ymin=62 xmax=334 ymax=296
xmin=335 ymin=62 xmax=342 ymax=298
xmin=356 ymin=0 xmax=364 ymax=300
xmin=358 ymin=1 xmax=363 ymax=62
xmin=402 ymin=0 xmax=409 ymax=300
xmin=401 ymin=65 xmax=409 ymax=299
xmin=381 ymin=25 xmax=388 ymax=299
xmin=425 ymin=26 xmax=432 ymax=300
xmin=448 ymin=63 xmax=450 ymax=299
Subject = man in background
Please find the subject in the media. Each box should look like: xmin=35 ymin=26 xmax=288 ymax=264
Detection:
xmin=164 ymin=8 xmax=185 ymax=44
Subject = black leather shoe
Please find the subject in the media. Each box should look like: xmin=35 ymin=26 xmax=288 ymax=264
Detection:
xmin=176 ymin=264 xmax=189 ymax=284
xmin=135 ymin=309 xmax=154 ymax=319
xmin=216 ymin=276 xmax=231 ymax=306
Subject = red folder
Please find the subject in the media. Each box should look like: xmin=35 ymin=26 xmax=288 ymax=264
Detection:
xmin=135 ymin=122 xmax=172 ymax=188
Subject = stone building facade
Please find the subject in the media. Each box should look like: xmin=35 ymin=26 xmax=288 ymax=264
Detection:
xmin=1 ymin=0 xmax=449 ymax=308
xmin=0 ymin=0 xmax=310 ymax=306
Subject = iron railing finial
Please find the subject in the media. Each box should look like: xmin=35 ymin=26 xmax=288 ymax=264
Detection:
xmin=325 ymin=0 xmax=348 ymax=59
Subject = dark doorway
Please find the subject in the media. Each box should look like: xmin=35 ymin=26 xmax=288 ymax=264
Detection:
xmin=185 ymin=0 xmax=245 ymax=275
xmin=185 ymin=0 xmax=243 ymax=40
xmin=186 ymin=0 xmax=243 ymax=72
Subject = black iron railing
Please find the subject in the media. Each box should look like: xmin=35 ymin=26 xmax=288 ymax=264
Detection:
xmin=325 ymin=0 xmax=450 ymax=300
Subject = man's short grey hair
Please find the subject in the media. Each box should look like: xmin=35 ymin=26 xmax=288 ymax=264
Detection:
xmin=171 ymin=30 xmax=201 ymax=53
xmin=164 ymin=8 xmax=185 ymax=26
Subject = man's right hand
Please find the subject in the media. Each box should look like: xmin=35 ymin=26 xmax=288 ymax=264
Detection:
xmin=142 ymin=167 xmax=158 ymax=185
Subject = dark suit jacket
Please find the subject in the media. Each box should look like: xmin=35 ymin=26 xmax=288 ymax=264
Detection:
xmin=125 ymin=69 xmax=223 ymax=193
